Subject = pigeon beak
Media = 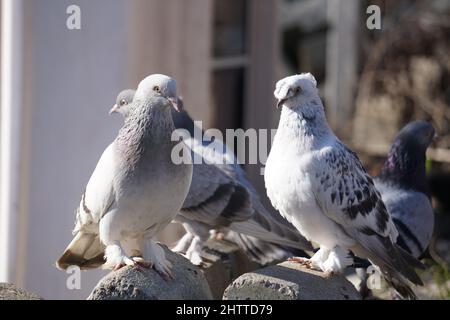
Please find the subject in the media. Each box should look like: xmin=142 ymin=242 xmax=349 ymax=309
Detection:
xmin=168 ymin=96 xmax=183 ymax=112
xmin=109 ymin=104 xmax=119 ymax=115
xmin=277 ymin=98 xmax=287 ymax=109
xmin=276 ymin=88 xmax=293 ymax=109
xmin=433 ymin=132 xmax=439 ymax=141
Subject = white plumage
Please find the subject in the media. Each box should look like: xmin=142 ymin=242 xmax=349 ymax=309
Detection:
xmin=265 ymin=73 xmax=423 ymax=298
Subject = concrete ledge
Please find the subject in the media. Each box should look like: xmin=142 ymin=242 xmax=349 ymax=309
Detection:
xmin=88 ymin=245 xmax=213 ymax=300
xmin=0 ymin=283 xmax=42 ymax=300
xmin=223 ymin=261 xmax=361 ymax=300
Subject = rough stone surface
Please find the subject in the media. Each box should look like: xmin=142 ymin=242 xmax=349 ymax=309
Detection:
xmin=0 ymin=283 xmax=42 ymax=300
xmin=88 ymin=245 xmax=213 ymax=300
xmin=199 ymin=239 xmax=261 ymax=299
xmin=223 ymin=261 xmax=361 ymax=300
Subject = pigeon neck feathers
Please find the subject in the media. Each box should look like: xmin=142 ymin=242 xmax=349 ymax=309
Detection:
xmin=378 ymin=138 xmax=429 ymax=196
xmin=116 ymin=97 xmax=174 ymax=165
xmin=277 ymin=97 xmax=333 ymax=150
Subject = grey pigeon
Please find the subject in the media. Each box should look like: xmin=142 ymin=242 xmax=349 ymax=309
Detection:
xmin=111 ymin=89 xmax=313 ymax=266
xmin=264 ymin=73 xmax=424 ymax=299
xmin=109 ymin=89 xmax=135 ymax=117
xmin=356 ymin=121 xmax=436 ymax=298
xmin=375 ymin=121 xmax=436 ymax=258
xmin=56 ymin=74 xmax=193 ymax=279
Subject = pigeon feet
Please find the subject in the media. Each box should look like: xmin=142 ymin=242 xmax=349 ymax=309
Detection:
xmin=210 ymin=230 xmax=225 ymax=241
xmin=106 ymin=241 xmax=174 ymax=280
xmin=132 ymin=256 xmax=153 ymax=269
xmin=130 ymin=256 xmax=172 ymax=279
xmin=320 ymin=246 xmax=351 ymax=274
xmin=324 ymin=270 xmax=335 ymax=278
xmin=111 ymin=256 xmax=147 ymax=271
xmin=184 ymin=236 xmax=208 ymax=267
xmin=141 ymin=241 xmax=174 ymax=281
xmin=287 ymin=256 xmax=313 ymax=268
xmin=185 ymin=250 xmax=206 ymax=267
xmin=113 ymin=263 xmax=125 ymax=271
xmin=153 ymin=258 xmax=174 ymax=281
xmin=104 ymin=243 xmax=137 ymax=270
xmin=172 ymin=233 xmax=194 ymax=254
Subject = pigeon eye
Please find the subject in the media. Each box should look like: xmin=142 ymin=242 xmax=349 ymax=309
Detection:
xmin=295 ymin=87 xmax=301 ymax=93
xmin=153 ymin=85 xmax=161 ymax=93
xmin=119 ymin=99 xmax=127 ymax=106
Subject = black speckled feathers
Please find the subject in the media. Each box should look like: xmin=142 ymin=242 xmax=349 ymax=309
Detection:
xmin=319 ymin=141 xmax=391 ymax=236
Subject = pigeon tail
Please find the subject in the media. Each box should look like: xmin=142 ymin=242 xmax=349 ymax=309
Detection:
xmin=56 ymin=231 xmax=105 ymax=270
xmin=352 ymin=236 xmax=424 ymax=299
xmin=228 ymin=214 xmax=313 ymax=252
xmin=385 ymin=274 xmax=418 ymax=300
xmin=227 ymin=231 xmax=309 ymax=265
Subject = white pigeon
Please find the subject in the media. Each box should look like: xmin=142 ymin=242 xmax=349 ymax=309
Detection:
xmin=56 ymin=74 xmax=193 ymax=279
xmin=264 ymin=73 xmax=424 ymax=298
xmin=110 ymin=90 xmax=313 ymax=266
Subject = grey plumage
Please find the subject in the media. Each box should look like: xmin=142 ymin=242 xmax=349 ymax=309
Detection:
xmin=111 ymin=89 xmax=312 ymax=265
xmin=57 ymin=74 xmax=192 ymax=279
xmin=375 ymin=121 xmax=436 ymax=258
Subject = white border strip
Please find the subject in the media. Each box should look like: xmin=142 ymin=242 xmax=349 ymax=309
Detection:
xmin=0 ymin=0 xmax=23 ymax=282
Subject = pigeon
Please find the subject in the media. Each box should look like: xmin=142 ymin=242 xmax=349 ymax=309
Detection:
xmin=56 ymin=74 xmax=193 ymax=279
xmin=110 ymin=89 xmax=313 ymax=266
xmin=264 ymin=73 xmax=424 ymax=299
xmin=356 ymin=121 xmax=436 ymax=298
xmin=375 ymin=121 xmax=436 ymax=258
xmin=109 ymin=89 xmax=135 ymax=117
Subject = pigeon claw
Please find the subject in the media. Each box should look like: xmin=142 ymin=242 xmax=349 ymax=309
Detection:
xmin=132 ymin=257 xmax=153 ymax=269
xmin=211 ymin=230 xmax=225 ymax=241
xmin=155 ymin=267 xmax=174 ymax=281
xmin=288 ymin=256 xmax=310 ymax=265
xmin=152 ymin=259 xmax=174 ymax=281
xmin=287 ymin=257 xmax=316 ymax=270
xmin=324 ymin=270 xmax=335 ymax=278
xmin=113 ymin=263 xmax=126 ymax=271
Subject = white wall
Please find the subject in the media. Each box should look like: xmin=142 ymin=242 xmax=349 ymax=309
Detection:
xmin=21 ymin=0 xmax=130 ymax=299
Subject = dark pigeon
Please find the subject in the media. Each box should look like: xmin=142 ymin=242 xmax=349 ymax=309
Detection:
xmin=375 ymin=120 xmax=436 ymax=258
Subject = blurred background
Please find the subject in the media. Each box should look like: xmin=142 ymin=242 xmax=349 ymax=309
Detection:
xmin=0 ymin=0 xmax=449 ymax=299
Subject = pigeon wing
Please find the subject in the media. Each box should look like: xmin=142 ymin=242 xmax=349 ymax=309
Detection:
xmin=180 ymin=161 xmax=254 ymax=227
xmin=74 ymin=142 xmax=116 ymax=233
xmin=375 ymin=179 xmax=434 ymax=258
xmin=57 ymin=143 xmax=116 ymax=270
xmin=314 ymin=142 xmax=423 ymax=285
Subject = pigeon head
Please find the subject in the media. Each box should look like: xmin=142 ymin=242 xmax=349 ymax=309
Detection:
xmin=134 ymin=74 xmax=182 ymax=112
xmin=110 ymin=89 xmax=135 ymax=117
xmin=110 ymin=89 xmax=193 ymax=132
xmin=379 ymin=121 xmax=436 ymax=194
xmin=274 ymin=73 xmax=318 ymax=109
xmin=395 ymin=121 xmax=436 ymax=150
